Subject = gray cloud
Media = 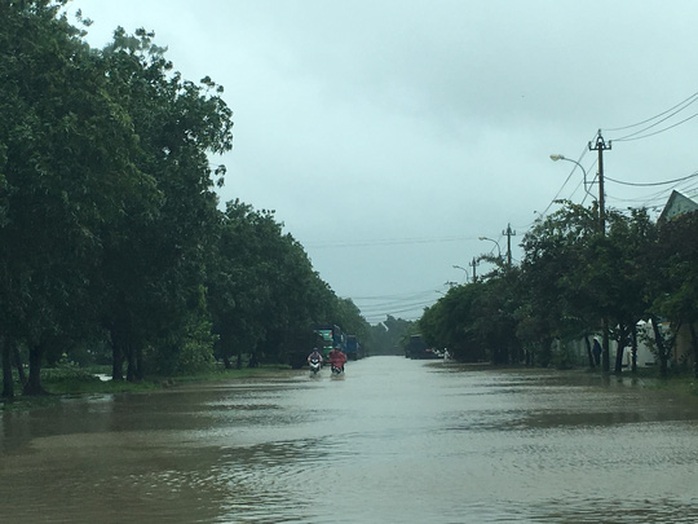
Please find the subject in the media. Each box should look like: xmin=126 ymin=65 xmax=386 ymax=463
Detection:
xmin=69 ymin=0 xmax=698 ymax=322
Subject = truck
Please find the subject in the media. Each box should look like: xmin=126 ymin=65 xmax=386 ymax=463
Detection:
xmin=288 ymin=324 xmax=345 ymax=369
xmin=404 ymin=334 xmax=439 ymax=360
xmin=313 ymin=323 xmax=345 ymax=359
xmin=345 ymin=335 xmax=363 ymax=360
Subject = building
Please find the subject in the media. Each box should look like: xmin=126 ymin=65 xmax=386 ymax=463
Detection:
xmin=658 ymin=190 xmax=698 ymax=369
xmin=658 ymin=190 xmax=698 ymax=223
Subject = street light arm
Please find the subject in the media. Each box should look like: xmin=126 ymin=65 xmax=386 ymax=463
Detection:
xmin=477 ymin=236 xmax=502 ymax=258
xmin=452 ymin=264 xmax=469 ymax=283
xmin=550 ymin=154 xmax=594 ymax=199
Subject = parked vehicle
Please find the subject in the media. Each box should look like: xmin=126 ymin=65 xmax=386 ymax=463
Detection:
xmin=405 ymin=335 xmax=440 ymax=360
xmin=345 ymin=335 xmax=364 ymax=360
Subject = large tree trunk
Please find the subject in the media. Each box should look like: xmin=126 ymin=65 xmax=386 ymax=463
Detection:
xmin=650 ymin=315 xmax=669 ymax=378
xmin=126 ymin=342 xmax=137 ymax=382
xmin=109 ymin=322 xmax=127 ymax=381
xmin=13 ymin=342 xmax=26 ymax=387
xmin=135 ymin=344 xmax=144 ymax=381
xmin=112 ymin=342 xmax=124 ymax=381
xmin=689 ymin=322 xmax=698 ymax=379
xmin=584 ymin=335 xmax=594 ymax=369
xmin=236 ymin=347 xmax=243 ymax=369
xmin=630 ymin=324 xmax=638 ymax=374
xmin=23 ymin=343 xmax=48 ymax=396
xmin=1 ymin=335 xmax=14 ymax=399
xmin=601 ymin=317 xmax=610 ymax=373
xmin=614 ymin=324 xmax=628 ymax=375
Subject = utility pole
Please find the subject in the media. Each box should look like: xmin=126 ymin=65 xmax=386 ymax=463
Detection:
xmin=502 ymin=223 xmax=516 ymax=267
xmin=469 ymin=257 xmax=479 ymax=283
xmin=588 ymin=129 xmax=611 ymax=235
xmin=588 ymin=129 xmax=612 ymax=372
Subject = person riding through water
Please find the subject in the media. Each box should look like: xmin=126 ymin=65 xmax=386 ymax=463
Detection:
xmin=328 ymin=346 xmax=347 ymax=372
xmin=307 ymin=347 xmax=323 ymax=365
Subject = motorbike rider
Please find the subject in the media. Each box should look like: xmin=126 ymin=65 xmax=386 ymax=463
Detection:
xmin=307 ymin=347 xmax=324 ymax=366
xmin=328 ymin=345 xmax=347 ymax=372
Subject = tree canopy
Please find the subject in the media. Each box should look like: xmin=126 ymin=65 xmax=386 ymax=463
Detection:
xmin=419 ymin=199 xmax=697 ymax=376
xmin=0 ymin=1 xmax=368 ymax=397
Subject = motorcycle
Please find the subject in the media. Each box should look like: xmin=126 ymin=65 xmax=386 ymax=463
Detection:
xmin=308 ymin=356 xmax=322 ymax=376
xmin=330 ymin=364 xmax=345 ymax=376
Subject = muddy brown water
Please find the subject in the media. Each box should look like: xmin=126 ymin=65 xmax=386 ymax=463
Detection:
xmin=2 ymin=356 xmax=698 ymax=523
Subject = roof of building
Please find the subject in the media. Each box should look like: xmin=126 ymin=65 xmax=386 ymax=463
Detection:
xmin=658 ymin=190 xmax=698 ymax=223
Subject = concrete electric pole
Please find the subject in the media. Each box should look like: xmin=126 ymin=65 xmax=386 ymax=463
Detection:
xmin=502 ymin=223 xmax=516 ymax=267
xmin=588 ymin=129 xmax=612 ymax=372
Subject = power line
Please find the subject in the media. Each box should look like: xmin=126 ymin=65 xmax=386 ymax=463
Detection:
xmin=352 ymin=288 xmax=441 ymax=322
xmin=363 ymin=304 xmax=431 ymax=322
xmin=539 ymin=145 xmax=594 ymax=217
xmin=605 ymin=89 xmax=698 ymax=132
xmin=352 ymin=289 xmax=439 ymax=301
xmin=357 ymin=298 xmax=437 ymax=314
xmin=611 ymin=111 xmax=698 ymax=142
xmin=605 ymin=170 xmax=698 ymax=187
xmin=306 ymin=235 xmax=477 ymax=249
xmin=606 ymin=175 xmax=698 ymax=211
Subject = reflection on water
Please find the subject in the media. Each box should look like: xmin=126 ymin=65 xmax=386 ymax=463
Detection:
xmin=2 ymin=357 xmax=698 ymax=523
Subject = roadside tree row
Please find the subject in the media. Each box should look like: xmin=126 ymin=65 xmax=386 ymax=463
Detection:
xmin=0 ymin=1 xmax=367 ymax=397
xmin=419 ymin=200 xmax=698 ymax=377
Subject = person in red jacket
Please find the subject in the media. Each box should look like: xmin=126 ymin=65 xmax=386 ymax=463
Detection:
xmin=328 ymin=346 xmax=347 ymax=373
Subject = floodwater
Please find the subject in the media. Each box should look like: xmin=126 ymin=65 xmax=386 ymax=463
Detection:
xmin=2 ymin=357 xmax=698 ymax=523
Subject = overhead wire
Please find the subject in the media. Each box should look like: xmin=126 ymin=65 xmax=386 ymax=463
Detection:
xmin=343 ymin=91 xmax=698 ymax=323
xmin=607 ymin=89 xmax=698 ymax=142
xmin=306 ymin=235 xmax=476 ymax=249
xmin=604 ymin=169 xmax=698 ymax=211
xmin=591 ymin=90 xmax=698 ymax=213
xmin=538 ymin=144 xmax=596 ymax=219
xmin=605 ymin=189 xmax=690 ymax=220
xmin=605 ymin=89 xmax=698 ymax=132
xmin=352 ymin=290 xmax=440 ymax=301
xmin=352 ymin=287 xmax=441 ymax=322
xmin=612 ymin=111 xmax=698 ymax=142
xmin=358 ymin=298 xmax=438 ymax=314
xmin=605 ymin=171 xmax=698 ymax=187
xmin=362 ymin=301 xmax=435 ymax=321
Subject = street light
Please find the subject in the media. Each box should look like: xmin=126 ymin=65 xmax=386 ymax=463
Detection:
xmin=452 ymin=264 xmax=469 ymax=283
xmin=549 ymin=154 xmax=595 ymax=200
xmin=477 ymin=236 xmax=502 ymax=259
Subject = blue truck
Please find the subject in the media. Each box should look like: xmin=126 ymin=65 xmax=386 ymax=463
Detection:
xmin=345 ymin=335 xmax=363 ymax=360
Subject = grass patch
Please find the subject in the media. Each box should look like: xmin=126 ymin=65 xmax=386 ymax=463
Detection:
xmin=1 ymin=363 xmax=295 ymax=411
xmin=639 ymin=375 xmax=698 ymax=396
xmin=172 ymin=364 xmax=293 ymax=384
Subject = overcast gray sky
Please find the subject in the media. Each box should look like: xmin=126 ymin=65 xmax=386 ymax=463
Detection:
xmin=67 ymin=0 xmax=698 ymax=324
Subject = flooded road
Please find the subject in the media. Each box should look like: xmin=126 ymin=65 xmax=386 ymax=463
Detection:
xmin=2 ymin=356 xmax=698 ymax=523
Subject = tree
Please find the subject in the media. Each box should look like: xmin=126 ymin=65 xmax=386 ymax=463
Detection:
xmin=207 ymin=200 xmax=352 ymax=367
xmin=519 ymin=202 xmax=658 ymax=373
xmin=518 ymin=202 xmax=600 ymax=367
xmin=602 ymin=208 xmax=657 ymax=374
xmin=332 ymin=298 xmax=369 ymax=345
xmin=0 ymin=3 xmax=235 ymax=393
xmin=420 ymin=284 xmax=487 ymax=362
xmin=654 ymin=211 xmax=698 ymax=377
xmin=93 ymin=27 xmax=233 ymax=381
xmin=0 ymin=0 xmax=144 ymax=394
xmin=368 ymin=315 xmax=416 ymax=356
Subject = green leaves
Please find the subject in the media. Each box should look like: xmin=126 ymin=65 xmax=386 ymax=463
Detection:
xmin=207 ymin=199 xmax=368 ymax=365
xmin=420 ymin=200 xmax=682 ymax=369
xmin=0 ymin=1 xmax=238 ymax=386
